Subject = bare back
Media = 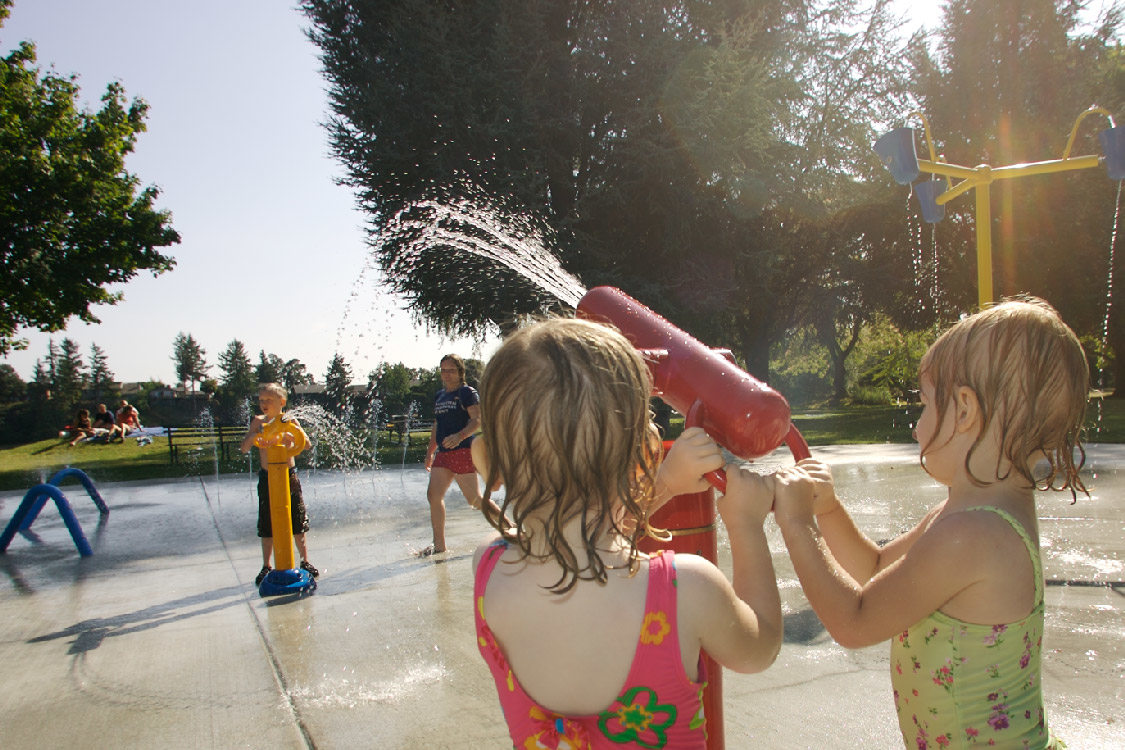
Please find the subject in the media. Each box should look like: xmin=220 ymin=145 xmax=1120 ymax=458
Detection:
xmin=476 ymin=543 xmax=700 ymax=716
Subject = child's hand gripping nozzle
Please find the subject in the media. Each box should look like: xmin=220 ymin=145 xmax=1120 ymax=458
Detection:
xmin=578 ymin=286 xmax=808 ymax=750
xmin=255 ymin=419 xmax=316 ymax=597
xmin=576 ymin=286 xmax=810 ymax=491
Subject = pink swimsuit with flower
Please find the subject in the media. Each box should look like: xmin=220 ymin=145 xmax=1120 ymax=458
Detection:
xmin=474 ymin=543 xmax=708 ymax=749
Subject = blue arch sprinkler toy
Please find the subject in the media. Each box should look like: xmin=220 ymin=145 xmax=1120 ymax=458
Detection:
xmin=874 ymin=105 xmax=1124 ymax=307
xmin=0 ymin=468 xmax=109 ymax=556
xmin=255 ymin=419 xmax=316 ymax=597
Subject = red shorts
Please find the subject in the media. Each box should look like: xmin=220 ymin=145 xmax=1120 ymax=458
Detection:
xmin=432 ymin=446 xmax=475 ymax=475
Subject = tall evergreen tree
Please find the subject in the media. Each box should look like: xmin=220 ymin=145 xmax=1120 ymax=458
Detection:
xmin=256 ymin=350 xmax=282 ymax=385
xmin=0 ymin=363 xmax=24 ymax=404
xmin=171 ymin=332 xmax=208 ymax=394
xmin=218 ymin=340 xmax=255 ymax=397
xmin=53 ymin=337 xmax=85 ymax=409
xmin=88 ymin=343 xmax=114 ymax=402
xmin=325 ymin=353 xmax=353 ymax=414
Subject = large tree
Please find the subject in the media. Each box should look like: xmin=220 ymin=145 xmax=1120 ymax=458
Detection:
xmin=87 ymin=342 xmax=114 ymax=402
xmin=280 ymin=358 xmax=314 ymax=394
xmin=256 ymin=350 xmax=282 ymax=385
xmin=0 ymin=363 xmax=23 ymax=404
xmin=909 ymin=0 xmax=1125 ymax=383
xmin=171 ymin=332 xmax=208 ymax=394
xmin=369 ymin=361 xmax=413 ymax=416
xmin=325 ymin=353 xmax=353 ymax=414
xmin=218 ymin=338 xmax=255 ymax=399
xmin=32 ymin=336 xmax=85 ymax=418
xmin=0 ymin=1 xmax=179 ymax=354
xmin=305 ymin=0 xmax=919 ymax=379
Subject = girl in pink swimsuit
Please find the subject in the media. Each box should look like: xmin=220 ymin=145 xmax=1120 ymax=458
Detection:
xmin=470 ymin=318 xmax=783 ymax=748
xmin=772 ymin=297 xmax=1087 ymax=749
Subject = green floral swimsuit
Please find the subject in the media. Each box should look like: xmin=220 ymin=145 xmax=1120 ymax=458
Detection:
xmin=890 ymin=507 xmax=1061 ymax=749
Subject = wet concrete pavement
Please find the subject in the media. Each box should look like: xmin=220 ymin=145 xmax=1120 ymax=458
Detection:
xmin=0 ymin=444 xmax=1121 ymax=748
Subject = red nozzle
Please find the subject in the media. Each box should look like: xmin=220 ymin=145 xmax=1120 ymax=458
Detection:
xmin=577 ymin=286 xmax=808 ymax=473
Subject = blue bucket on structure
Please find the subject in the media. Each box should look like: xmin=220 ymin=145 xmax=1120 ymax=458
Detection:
xmin=1099 ymin=126 xmax=1125 ymax=180
xmin=874 ymin=127 xmax=920 ymax=185
xmin=914 ymin=180 xmax=946 ymax=223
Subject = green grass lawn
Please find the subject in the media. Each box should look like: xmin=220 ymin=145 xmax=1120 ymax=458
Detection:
xmin=3 ymin=400 xmax=1123 ymax=492
xmin=791 ymin=404 xmax=922 ymax=445
xmin=0 ymin=430 xmax=434 ymax=492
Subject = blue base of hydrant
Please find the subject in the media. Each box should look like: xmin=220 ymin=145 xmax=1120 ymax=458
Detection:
xmin=258 ymin=567 xmax=316 ymax=597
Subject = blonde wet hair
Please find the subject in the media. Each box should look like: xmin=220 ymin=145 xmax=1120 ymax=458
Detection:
xmin=259 ymin=382 xmax=287 ymax=402
xmin=478 ymin=317 xmax=662 ymax=592
xmin=919 ymin=296 xmax=1089 ymax=499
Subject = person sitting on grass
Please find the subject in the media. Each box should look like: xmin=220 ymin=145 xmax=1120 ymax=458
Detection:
xmin=116 ymin=399 xmax=141 ymax=439
xmin=66 ymin=409 xmax=95 ymax=446
xmin=92 ymin=403 xmax=122 ymax=443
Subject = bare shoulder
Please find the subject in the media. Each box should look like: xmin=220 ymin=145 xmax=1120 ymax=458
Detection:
xmin=909 ymin=506 xmax=1028 ymax=580
xmin=928 ymin=506 xmax=1029 ymax=549
xmin=670 ymin=553 xmax=730 ymax=604
xmin=472 ymin=535 xmax=506 ymax=574
xmin=670 ymin=551 xmax=720 ymax=577
xmin=918 ymin=505 xmax=1037 ymax=620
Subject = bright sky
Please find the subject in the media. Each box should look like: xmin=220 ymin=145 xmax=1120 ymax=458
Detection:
xmin=0 ymin=0 xmax=502 ymax=385
xmin=0 ymin=1 xmax=950 ymax=386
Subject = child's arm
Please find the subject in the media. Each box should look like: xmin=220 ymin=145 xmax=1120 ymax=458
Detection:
xmin=239 ymin=415 xmax=266 ymax=454
xmin=425 ymin=424 xmax=438 ymax=470
xmin=801 ymin=458 xmax=940 ymax=580
xmin=443 ymin=404 xmax=481 ymax=449
xmin=794 ymin=459 xmax=940 ymax=582
xmin=283 ymin=416 xmax=312 ymax=456
xmin=792 ymin=459 xmax=883 ymax=582
xmin=774 ymin=466 xmax=986 ymax=649
xmin=651 ymin=427 xmax=724 ymax=512
xmin=679 ymin=464 xmax=782 ymax=674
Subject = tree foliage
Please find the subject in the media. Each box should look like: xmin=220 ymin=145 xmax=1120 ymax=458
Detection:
xmin=304 ymin=0 xmax=918 ymax=379
xmin=0 ymin=363 xmax=23 ymax=404
xmin=87 ymin=342 xmax=114 ymax=401
xmin=215 ymin=339 xmax=256 ymax=420
xmin=218 ymin=339 xmax=255 ymax=395
xmin=256 ymin=350 xmax=281 ymax=385
xmin=171 ymin=332 xmax=208 ymax=393
xmin=50 ymin=337 xmax=85 ymax=408
xmin=0 ymin=2 xmax=179 ymax=354
xmin=370 ymin=361 xmax=413 ymax=416
xmin=909 ymin=0 xmax=1125 ymax=389
xmin=325 ymin=353 xmax=353 ymax=414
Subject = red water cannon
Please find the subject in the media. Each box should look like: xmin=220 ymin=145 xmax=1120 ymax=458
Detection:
xmin=576 ymin=286 xmax=810 ymax=490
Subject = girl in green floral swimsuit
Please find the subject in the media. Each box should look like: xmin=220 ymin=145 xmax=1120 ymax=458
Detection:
xmin=772 ymin=297 xmax=1087 ymax=749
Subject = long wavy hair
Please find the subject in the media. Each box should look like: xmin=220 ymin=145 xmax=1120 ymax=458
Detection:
xmin=478 ymin=317 xmax=662 ymax=593
xmin=919 ymin=296 xmax=1089 ymax=500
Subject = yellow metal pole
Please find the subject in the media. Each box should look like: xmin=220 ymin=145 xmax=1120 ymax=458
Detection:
xmin=975 ymin=178 xmax=993 ymax=308
xmin=892 ymin=107 xmax=1116 ymax=308
xmin=266 ymin=441 xmax=297 ymax=570
xmin=255 ymin=419 xmax=307 ymax=572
